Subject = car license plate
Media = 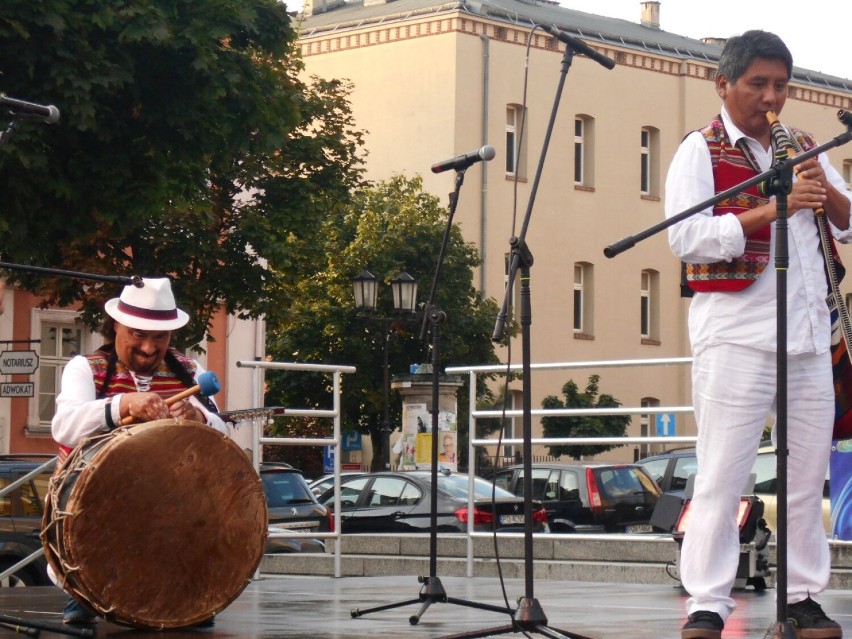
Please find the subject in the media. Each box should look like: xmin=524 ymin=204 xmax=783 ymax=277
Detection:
xmin=282 ymin=521 xmax=319 ymax=531
xmin=500 ymin=514 xmax=525 ymax=525
xmin=625 ymin=524 xmax=653 ymax=533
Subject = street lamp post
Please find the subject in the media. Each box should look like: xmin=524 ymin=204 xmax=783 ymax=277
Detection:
xmin=352 ymin=269 xmax=418 ymax=470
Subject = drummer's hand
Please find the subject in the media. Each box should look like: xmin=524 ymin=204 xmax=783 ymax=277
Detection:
xmin=169 ymin=399 xmax=205 ymax=423
xmin=121 ymin=392 xmax=170 ymax=422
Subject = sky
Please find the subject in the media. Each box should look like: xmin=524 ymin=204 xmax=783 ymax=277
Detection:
xmin=561 ymin=0 xmax=850 ymax=80
xmin=286 ymin=0 xmax=852 ymax=81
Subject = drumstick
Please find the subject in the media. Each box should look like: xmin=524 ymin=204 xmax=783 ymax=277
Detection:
xmin=118 ymin=370 xmax=221 ymax=426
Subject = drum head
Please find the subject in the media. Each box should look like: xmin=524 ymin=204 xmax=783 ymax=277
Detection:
xmin=48 ymin=419 xmax=267 ymax=629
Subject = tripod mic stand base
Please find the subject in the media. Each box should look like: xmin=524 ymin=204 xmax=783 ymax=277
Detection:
xmin=436 ymin=597 xmax=594 ymax=639
xmin=350 ymin=575 xmax=513 ymax=626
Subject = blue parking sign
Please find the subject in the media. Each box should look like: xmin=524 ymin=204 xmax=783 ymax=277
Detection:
xmin=342 ymin=431 xmax=362 ymax=452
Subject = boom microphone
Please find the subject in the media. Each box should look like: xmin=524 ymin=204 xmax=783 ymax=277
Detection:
xmin=839 ymin=109 xmax=852 ymax=128
xmin=540 ymin=25 xmax=616 ymax=70
xmin=431 ymin=145 xmax=496 ymax=174
xmin=0 ymin=94 xmax=60 ymax=124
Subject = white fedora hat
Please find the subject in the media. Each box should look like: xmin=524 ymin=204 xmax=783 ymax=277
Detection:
xmin=104 ymin=277 xmax=189 ymax=331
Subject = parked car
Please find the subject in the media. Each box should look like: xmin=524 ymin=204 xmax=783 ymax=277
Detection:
xmin=637 ymin=444 xmax=832 ymax=534
xmin=491 ymin=463 xmax=662 ymax=534
xmin=315 ymin=470 xmax=549 ymax=533
xmin=260 ymin=463 xmax=330 ymax=537
xmin=0 ymin=455 xmax=55 ymax=586
xmin=308 ymin=472 xmax=367 ymax=498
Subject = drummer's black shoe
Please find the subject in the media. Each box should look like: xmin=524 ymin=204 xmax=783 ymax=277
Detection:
xmin=62 ymin=597 xmax=97 ymax=625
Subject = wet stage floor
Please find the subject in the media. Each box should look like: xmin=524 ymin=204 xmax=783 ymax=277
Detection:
xmin=0 ymin=575 xmax=849 ymax=639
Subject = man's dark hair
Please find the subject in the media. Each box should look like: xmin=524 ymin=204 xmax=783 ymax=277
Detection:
xmin=716 ymin=30 xmax=793 ymax=83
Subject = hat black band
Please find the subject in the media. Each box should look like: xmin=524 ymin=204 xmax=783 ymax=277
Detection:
xmin=116 ymin=300 xmax=179 ymax=321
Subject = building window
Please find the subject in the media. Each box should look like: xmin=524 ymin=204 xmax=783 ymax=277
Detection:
xmin=574 ymin=115 xmax=595 ymax=189
xmin=573 ymin=262 xmax=594 ymax=337
xmin=640 ymin=397 xmax=661 ymax=458
xmin=640 ymin=269 xmax=660 ymax=342
xmin=640 ymin=127 xmax=660 ymax=197
xmin=29 ymin=310 xmax=101 ymax=431
xmin=574 ymin=118 xmax=584 ymax=184
xmin=506 ymin=104 xmax=526 ymax=179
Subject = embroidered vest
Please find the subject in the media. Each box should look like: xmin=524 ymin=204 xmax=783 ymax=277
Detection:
xmin=685 ymin=117 xmax=772 ymax=293
xmin=57 ymin=348 xmax=199 ymax=462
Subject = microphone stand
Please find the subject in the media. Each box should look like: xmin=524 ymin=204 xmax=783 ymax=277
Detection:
xmin=351 ymin=166 xmax=512 ymax=626
xmin=444 ymin=41 xmax=600 ymax=639
xmin=0 ymin=261 xmax=140 ymax=287
xmin=605 ymin=115 xmax=852 ymax=639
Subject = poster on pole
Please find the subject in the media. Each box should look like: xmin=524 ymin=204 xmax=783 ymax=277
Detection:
xmin=396 ymin=403 xmax=457 ymax=471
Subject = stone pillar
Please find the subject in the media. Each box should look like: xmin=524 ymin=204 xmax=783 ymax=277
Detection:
xmin=391 ymin=365 xmax=463 ymax=471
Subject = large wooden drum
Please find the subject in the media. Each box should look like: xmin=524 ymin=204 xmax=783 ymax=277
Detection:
xmin=41 ymin=419 xmax=268 ymax=629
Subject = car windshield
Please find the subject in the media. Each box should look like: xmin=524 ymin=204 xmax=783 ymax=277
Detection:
xmin=262 ymin=472 xmax=317 ymax=507
xmin=437 ymin=474 xmax=516 ymax=499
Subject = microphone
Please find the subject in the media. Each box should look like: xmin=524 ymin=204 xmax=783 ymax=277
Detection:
xmin=0 ymin=94 xmax=60 ymax=124
xmin=431 ymin=145 xmax=496 ymax=174
xmin=540 ymin=25 xmax=616 ymax=70
xmin=839 ymin=109 xmax=852 ymax=128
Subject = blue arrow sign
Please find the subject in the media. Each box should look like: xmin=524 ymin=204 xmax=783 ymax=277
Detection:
xmin=656 ymin=413 xmax=676 ymax=436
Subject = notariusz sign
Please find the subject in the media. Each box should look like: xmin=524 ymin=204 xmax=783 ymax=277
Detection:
xmin=0 ymin=350 xmax=39 ymax=375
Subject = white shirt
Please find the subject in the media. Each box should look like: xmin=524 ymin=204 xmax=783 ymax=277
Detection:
xmin=665 ymin=107 xmax=852 ymax=356
xmin=52 ymin=355 xmax=229 ymax=448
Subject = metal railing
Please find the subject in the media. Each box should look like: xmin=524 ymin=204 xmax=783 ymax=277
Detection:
xmin=445 ymin=356 xmax=695 ymax=576
xmin=0 ymin=456 xmax=57 ymax=585
xmin=234 ymin=360 xmax=357 ymax=578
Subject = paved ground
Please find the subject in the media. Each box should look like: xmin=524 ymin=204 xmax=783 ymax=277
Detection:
xmin=0 ymin=575 xmax=848 ymax=639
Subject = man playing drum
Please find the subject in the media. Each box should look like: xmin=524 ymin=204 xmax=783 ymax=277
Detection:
xmin=51 ymin=277 xmax=228 ymax=625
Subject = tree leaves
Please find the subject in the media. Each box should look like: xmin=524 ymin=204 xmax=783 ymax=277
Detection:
xmin=0 ymin=0 xmax=363 ymax=348
xmin=541 ymin=374 xmax=630 ymax=460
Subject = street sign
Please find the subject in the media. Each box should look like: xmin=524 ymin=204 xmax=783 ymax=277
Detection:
xmin=656 ymin=413 xmax=676 ymax=437
xmin=323 ymin=446 xmax=335 ymax=474
xmin=0 ymin=350 xmax=39 ymax=375
xmin=0 ymin=383 xmax=35 ymax=398
xmin=342 ymin=431 xmax=362 ymax=451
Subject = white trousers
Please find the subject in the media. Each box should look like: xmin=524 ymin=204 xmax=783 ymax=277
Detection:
xmin=681 ymin=343 xmax=833 ymax=621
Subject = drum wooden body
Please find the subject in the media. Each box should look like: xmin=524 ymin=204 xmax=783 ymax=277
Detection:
xmin=41 ymin=419 xmax=268 ymax=629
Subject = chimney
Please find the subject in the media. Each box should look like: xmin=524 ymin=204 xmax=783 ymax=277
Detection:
xmin=303 ymin=0 xmax=345 ymax=17
xmin=640 ymin=1 xmax=660 ymax=29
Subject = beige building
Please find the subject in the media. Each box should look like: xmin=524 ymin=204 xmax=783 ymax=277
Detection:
xmin=297 ymin=0 xmax=852 ymax=463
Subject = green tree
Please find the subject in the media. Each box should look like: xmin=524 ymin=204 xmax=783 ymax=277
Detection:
xmin=541 ymin=375 xmax=630 ymax=460
xmin=0 ymin=0 xmax=365 ymax=347
xmin=264 ymin=175 xmax=501 ymax=472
